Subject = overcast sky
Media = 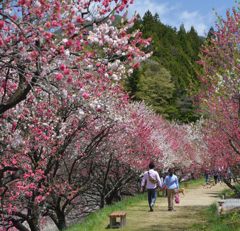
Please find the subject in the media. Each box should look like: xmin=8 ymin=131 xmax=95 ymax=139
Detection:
xmin=128 ymin=0 xmax=236 ymax=36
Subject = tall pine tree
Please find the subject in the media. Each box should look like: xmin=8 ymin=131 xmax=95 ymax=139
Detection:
xmin=125 ymin=11 xmax=204 ymax=122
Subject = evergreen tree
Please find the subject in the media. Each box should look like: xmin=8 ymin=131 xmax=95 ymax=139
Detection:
xmin=125 ymin=11 xmax=204 ymax=123
xmin=135 ymin=60 xmax=175 ymax=117
xmin=207 ymin=26 xmax=215 ymax=40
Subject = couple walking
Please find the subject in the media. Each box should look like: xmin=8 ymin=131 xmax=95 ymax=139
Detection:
xmin=141 ymin=162 xmax=179 ymax=212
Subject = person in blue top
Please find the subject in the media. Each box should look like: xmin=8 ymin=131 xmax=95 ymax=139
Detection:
xmin=163 ymin=168 xmax=179 ymax=211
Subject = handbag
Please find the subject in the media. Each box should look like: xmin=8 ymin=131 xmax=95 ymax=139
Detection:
xmin=148 ymin=171 xmax=157 ymax=184
xmin=175 ymin=193 xmax=180 ymax=204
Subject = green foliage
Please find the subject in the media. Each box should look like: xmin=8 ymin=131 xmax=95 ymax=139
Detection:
xmin=124 ymin=68 xmax=140 ymax=99
xmin=125 ymin=11 xmax=204 ymax=123
xmin=207 ymin=27 xmax=215 ymax=40
xmin=191 ymin=204 xmax=240 ymax=231
xmin=134 ymin=60 xmax=175 ymax=118
xmin=219 ymin=188 xmax=235 ymax=199
xmin=66 ymin=194 xmax=146 ymax=231
xmin=181 ymin=177 xmax=205 ymax=188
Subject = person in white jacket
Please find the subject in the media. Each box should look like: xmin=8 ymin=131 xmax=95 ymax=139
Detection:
xmin=141 ymin=161 xmax=163 ymax=211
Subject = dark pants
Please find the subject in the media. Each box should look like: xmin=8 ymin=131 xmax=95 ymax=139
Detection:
xmin=205 ymin=175 xmax=209 ymax=184
xmin=147 ymin=188 xmax=157 ymax=208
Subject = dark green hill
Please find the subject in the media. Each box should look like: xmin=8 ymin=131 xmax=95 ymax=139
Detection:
xmin=125 ymin=11 xmax=204 ymax=123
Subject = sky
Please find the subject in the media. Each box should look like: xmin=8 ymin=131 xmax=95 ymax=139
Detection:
xmin=129 ymin=0 xmax=236 ymax=36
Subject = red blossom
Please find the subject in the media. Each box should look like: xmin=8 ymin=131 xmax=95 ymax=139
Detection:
xmin=55 ymin=73 xmax=63 ymax=81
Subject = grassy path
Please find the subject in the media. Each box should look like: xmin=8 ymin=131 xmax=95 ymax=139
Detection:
xmin=93 ymin=183 xmax=226 ymax=231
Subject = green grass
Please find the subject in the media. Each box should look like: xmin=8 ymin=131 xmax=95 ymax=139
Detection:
xmin=190 ymin=181 xmax=240 ymax=231
xmin=191 ymin=204 xmax=240 ymax=231
xmin=66 ymin=193 xmax=146 ymax=231
xmin=181 ymin=177 xmax=205 ymax=189
xmin=218 ymin=183 xmax=240 ymax=199
xmin=218 ymin=188 xmax=235 ymax=199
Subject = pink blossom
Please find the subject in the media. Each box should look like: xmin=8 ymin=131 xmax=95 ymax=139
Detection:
xmin=35 ymin=195 xmax=44 ymax=204
xmin=45 ymin=21 xmax=51 ymax=29
xmin=59 ymin=45 xmax=65 ymax=54
xmin=23 ymin=173 xmax=30 ymax=179
xmin=18 ymin=0 xmax=25 ymax=5
xmin=76 ymin=16 xmax=84 ymax=24
xmin=52 ymin=20 xmax=59 ymax=27
xmin=67 ymin=75 xmax=73 ymax=83
xmin=63 ymin=68 xmax=70 ymax=75
xmin=0 ymin=38 xmax=4 ymax=46
xmin=66 ymin=40 xmax=73 ymax=47
xmin=133 ymin=62 xmax=140 ymax=69
xmin=11 ymin=122 xmax=17 ymax=131
xmin=0 ymin=20 xmax=4 ymax=30
xmin=25 ymin=191 xmax=33 ymax=198
xmin=82 ymin=92 xmax=90 ymax=100
xmin=28 ymin=183 xmax=37 ymax=190
xmin=59 ymin=64 xmax=65 ymax=71
xmin=11 ymin=158 xmax=17 ymax=165
xmin=55 ymin=73 xmax=63 ymax=81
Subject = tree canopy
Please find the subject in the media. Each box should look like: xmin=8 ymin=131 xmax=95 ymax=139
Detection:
xmin=125 ymin=11 xmax=204 ymax=123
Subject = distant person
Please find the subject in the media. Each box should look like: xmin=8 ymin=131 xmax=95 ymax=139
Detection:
xmin=213 ymin=171 xmax=218 ymax=185
xmin=227 ymin=167 xmax=233 ymax=183
xmin=191 ymin=172 xmax=195 ymax=180
xmin=218 ymin=167 xmax=223 ymax=184
xmin=163 ymin=168 xmax=179 ymax=211
xmin=141 ymin=161 xmax=163 ymax=212
xmin=204 ymin=170 xmax=209 ymax=184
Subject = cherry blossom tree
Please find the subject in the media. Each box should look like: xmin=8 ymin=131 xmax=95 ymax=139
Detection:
xmin=0 ymin=0 xmax=149 ymax=114
xmin=197 ymin=4 xmax=240 ymax=192
xmin=0 ymin=0 xmax=152 ymax=230
xmin=0 ymin=1 xmax=211 ymax=230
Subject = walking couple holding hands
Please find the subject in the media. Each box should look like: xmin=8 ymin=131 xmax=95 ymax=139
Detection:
xmin=141 ymin=161 xmax=179 ymax=212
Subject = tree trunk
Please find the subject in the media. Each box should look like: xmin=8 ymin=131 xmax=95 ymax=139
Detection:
xmin=105 ymin=190 xmax=121 ymax=205
xmin=13 ymin=222 xmax=30 ymax=231
xmin=100 ymin=195 xmax=105 ymax=208
xmin=28 ymin=204 xmax=40 ymax=231
xmin=105 ymin=193 xmax=114 ymax=205
xmin=28 ymin=219 xmax=40 ymax=231
xmin=27 ymin=216 xmax=40 ymax=231
xmin=55 ymin=209 xmax=67 ymax=231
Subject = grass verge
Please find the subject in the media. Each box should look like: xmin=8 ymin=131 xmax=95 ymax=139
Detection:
xmin=66 ymin=193 xmax=146 ymax=231
xmin=181 ymin=177 xmax=205 ymax=189
xmin=191 ymin=203 xmax=240 ymax=231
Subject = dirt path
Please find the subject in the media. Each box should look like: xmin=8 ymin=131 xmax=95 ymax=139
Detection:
xmin=98 ymin=183 xmax=226 ymax=231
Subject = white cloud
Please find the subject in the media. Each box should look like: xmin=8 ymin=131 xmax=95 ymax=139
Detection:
xmin=129 ymin=0 xmax=177 ymax=21
xmin=179 ymin=10 xmax=208 ymax=36
xmin=129 ymin=1 xmax=212 ymax=36
xmin=180 ymin=11 xmax=199 ymax=20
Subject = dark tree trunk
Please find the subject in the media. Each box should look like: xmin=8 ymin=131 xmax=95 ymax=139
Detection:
xmin=100 ymin=195 xmax=105 ymax=208
xmin=13 ymin=222 xmax=30 ymax=231
xmin=28 ymin=219 xmax=40 ymax=231
xmin=55 ymin=209 xmax=67 ymax=231
xmin=105 ymin=190 xmax=121 ymax=205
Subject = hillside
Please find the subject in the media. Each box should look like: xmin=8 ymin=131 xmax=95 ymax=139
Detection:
xmin=125 ymin=11 xmax=205 ymax=123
